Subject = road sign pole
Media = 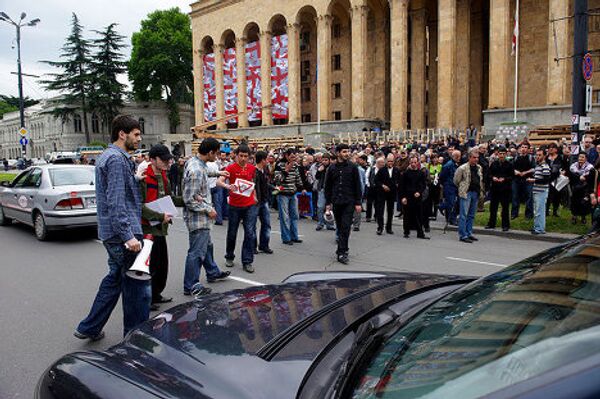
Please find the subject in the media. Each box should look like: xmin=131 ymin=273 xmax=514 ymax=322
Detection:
xmin=572 ymin=0 xmax=588 ymax=152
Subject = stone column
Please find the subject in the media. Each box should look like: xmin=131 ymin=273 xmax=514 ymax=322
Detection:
xmin=215 ymin=44 xmax=226 ymax=130
xmin=351 ymin=3 xmax=368 ymax=119
xmin=488 ymin=0 xmax=511 ymax=109
xmin=390 ymin=0 xmax=409 ymax=130
xmin=547 ymin=0 xmax=569 ymax=105
xmin=193 ymin=49 xmax=205 ymax=126
xmin=236 ymin=37 xmax=249 ymax=128
xmin=410 ymin=6 xmax=427 ymax=130
xmin=454 ymin=0 xmax=470 ymax=128
xmin=287 ymin=23 xmax=302 ymax=124
xmin=260 ymin=30 xmax=273 ymax=126
xmin=437 ymin=0 xmax=457 ymax=129
xmin=317 ymin=14 xmax=332 ymax=121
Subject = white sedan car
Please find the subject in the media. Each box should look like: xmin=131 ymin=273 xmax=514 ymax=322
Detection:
xmin=0 ymin=165 xmax=97 ymax=240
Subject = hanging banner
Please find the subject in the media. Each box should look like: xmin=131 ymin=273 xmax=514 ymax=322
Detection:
xmin=271 ymin=34 xmax=289 ymax=119
xmin=223 ymin=47 xmax=238 ymax=124
xmin=245 ymin=41 xmax=262 ymax=122
xmin=203 ymin=53 xmax=216 ymax=122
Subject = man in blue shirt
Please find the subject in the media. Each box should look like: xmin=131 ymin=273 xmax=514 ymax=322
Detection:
xmin=75 ymin=115 xmax=149 ymax=340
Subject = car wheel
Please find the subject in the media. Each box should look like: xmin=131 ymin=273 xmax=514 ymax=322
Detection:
xmin=0 ymin=204 xmax=12 ymax=226
xmin=34 ymin=212 xmax=49 ymax=241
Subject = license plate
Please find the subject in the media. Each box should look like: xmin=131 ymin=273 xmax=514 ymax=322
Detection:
xmin=86 ymin=197 xmax=96 ymax=208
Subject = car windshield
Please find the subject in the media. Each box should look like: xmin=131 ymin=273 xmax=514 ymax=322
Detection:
xmin=49 ymin=168 xmax=95 ymax=186
xmin=350 ymin=241 xmax=600 ymax=399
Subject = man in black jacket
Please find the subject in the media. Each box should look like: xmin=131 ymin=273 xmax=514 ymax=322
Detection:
xmin=254 ymin=151 xmax=273 ymax=254
xmin=400 ymin=156 xmax=429 ymax=239
xmin=374 ymin=154 xmax=400 ymax=235
xmin=325 ymin=144 xmax=363 ymax=264
xmin=486 ymin=146 xmax=513 ymax=231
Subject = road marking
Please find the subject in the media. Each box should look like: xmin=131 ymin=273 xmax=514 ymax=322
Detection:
xmin=271 ymin=230 xmax=305 ymax=238
xmin=446 ymin=257 xmax=507 ymax=268
xmin=228 ymin=275 xmax=265 ymax=286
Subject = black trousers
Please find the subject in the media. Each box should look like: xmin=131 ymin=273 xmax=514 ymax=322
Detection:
xmin=546 ymin=185 xmax=560 ymax=215
xmin=366 ymin=187 xmax=377 ymax=220
xmin=333 ymin=203 xmax=355 ymax=256
xmin=403 ymin=198 xmax=425 ymax=237
xmin=375 ymin=193 xmax=395 ymax=231
xmin=150 ymin=235 xmax=169 ymax=301
xmin=488 ymin=190 xmax=511 ymax=229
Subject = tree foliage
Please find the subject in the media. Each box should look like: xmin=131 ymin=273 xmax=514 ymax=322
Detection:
xmin=89 ymin=23 xmax=127 ymax=128
xmin=0 ymin=95 xmax=40 ymax=109
xmin=40 ymin=13 xmax=93 ymax=143
xmin=129 ymin=8 xmax=193 ymax=130
xmin=0 ymin=100 xmax=18 ymax=119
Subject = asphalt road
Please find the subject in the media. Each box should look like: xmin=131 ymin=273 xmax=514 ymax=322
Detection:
xmin=0 ymin=213 xmax=556 ymax=398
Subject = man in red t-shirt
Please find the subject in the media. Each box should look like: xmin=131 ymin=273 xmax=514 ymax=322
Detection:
xmin=218 ymin=144 xmax=258 ymax=273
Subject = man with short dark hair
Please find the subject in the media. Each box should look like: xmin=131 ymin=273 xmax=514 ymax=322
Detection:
xmin=400 ymin=156 xmax=429 ymax=239
xmin=218 ymin=145 xmax=258 ymax=273
xmin=325 ymin=144 xmax=363 ymax=264
xmin=486 ymin=146 xmax=513 ymax=231
xmin=183 ymin=138 xmax=231 ymax=295
xmin=454 ymin=148 xmax=484 ymax=243
xmin=273 ymin=148 xmax=304 ymax=245
xmin=529 ymin=148 xmax=551 ymax=235
xmin=254 ymin=150 xmax=273 ymax=254
xmin=75 ymin=115 xmax=147 ymax=340
xmin=375 ymin=154 xmax=399 ymax=235
xmin=512 ymin=143 xmax=535 ymax=219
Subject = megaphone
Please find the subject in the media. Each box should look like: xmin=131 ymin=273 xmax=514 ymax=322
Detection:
xmin=324 ymin=210 xmax=335 ymax=224
xmin=126 ymin=235 xmax=153 ymax=281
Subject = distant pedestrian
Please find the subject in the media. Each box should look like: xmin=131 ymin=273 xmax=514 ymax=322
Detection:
xmin=486 ymin=146 xmax=513 ymax=231
xmin=75 ymin=115 xmax=147 ymax=340
xmin=530 ymin=148 xmax=551 ymax=235
xmin=454 ymin=148 xmax=484 ymax=243
xmin=439 ymin=150 xmax=461 ymax=225
xmin=273 ymin=149 xmax=304 ymax=245
xmin=374 ymin=154 xmax=399 ymax=235
xmin=400 ymin=156 xmax=429 ymax=239
xmin=324 ymin=144 xmax=363 ymax=264
xmin=254 ymin=151 xmax=273 ymax=254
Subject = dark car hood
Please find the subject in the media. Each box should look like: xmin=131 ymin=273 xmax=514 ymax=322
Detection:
xmin=42 ymin=273 xmax=469 ymax=399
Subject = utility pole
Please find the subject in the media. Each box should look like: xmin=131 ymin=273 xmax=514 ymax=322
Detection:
xmin=572 ymin=0 xmax=588 ymax=151
xmin=0 ymin=12 xmax=40 ymax=158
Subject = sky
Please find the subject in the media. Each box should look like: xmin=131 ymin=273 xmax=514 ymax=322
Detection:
xmin=0 ymin=0 xmax=192 ymax=100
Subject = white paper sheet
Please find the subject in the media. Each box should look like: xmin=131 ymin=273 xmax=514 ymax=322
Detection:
xmin=552 ymin=175 xmax=569 ymax=192
xmin=232 ymin=178 xmax=255 ymax=198
xmin=146 ymin=196 xmax=179 ymax=226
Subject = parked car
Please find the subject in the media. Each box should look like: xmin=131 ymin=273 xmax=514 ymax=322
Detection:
xmin=0 ymin=165 xmax=97 ymax=240
xmin=36 ymin=234 xmax=600 ymax=399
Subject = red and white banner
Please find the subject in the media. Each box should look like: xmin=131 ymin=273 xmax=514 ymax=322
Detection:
xmin=203 ymin=53 xmax=216 ymax=122
xmin=245 ymin=41 xmax=262 ymax=122
xmin=223 ymin=47 xmax=238 ymax=123
xmin=271 ymin=34 xmax=289 ymax=119
xmin=511 ymin=8 xmax=519 ymax=56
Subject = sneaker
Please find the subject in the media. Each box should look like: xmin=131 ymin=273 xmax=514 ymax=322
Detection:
xmin=243 ymin=264 xmax=255 ymax=273
xmin=353 ymin=227 xmax=360 ymax=232
xmin=376 ymin=229 xmax=383 ymax=236
xmin=386 ymin=229 xmax=394 ymax=235
xmin=292 ymin=239 xmax=303 ymax=243
xmin=207 ymin=270 xmax=231 ymax=283
xmin=485 ymin=225 xmax=495 ymax=229
xmin=283 ymin=241 xmax=293 ymax=245
xmin=460 ymin=237 xmax=473 ymax=243
xmin=468 ymin=236 xmax=479 ymax=241
xmin=326 ymin=226 xmax=336 ymax=231
xmin=316 ymin=225 xmax=324 ymax=231
xmin=225 ymin=259 xmax=234 ymax=268
xmin=259 ymin=248 xmax=274 ymax=254
xmin=73 ymin=330 xmax=105 ymax=341
xmin=191 ymin=283 xmax=212 ymax=297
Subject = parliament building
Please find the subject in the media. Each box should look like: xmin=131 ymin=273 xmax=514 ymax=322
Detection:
xmin=190 ymin=0 xmax=600 ymax=138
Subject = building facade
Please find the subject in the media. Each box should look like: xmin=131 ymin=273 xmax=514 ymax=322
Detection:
xmin=190 ymin=0 xmax=600 ymax=136
xmin=0 ymin=100 xmax=194 ymax=159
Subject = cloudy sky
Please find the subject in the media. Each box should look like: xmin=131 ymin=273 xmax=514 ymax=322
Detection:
xmin=0 ymin=0 xmax=192 ymax=99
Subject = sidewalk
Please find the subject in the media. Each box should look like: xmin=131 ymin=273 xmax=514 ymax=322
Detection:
xmin=390 ymin=218 xmax=578 ymax=243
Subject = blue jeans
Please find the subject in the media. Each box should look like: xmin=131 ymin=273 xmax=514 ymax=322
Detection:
xmin=77 ymin=238 xmax=151 ymax=337
xmin=211 ymin=187 xmax=223 ymax=224
xmin=442 ymin=189 xmax=458 ymax=224
xmin=533 ymin=188 xmax=548 ymax=233
xmin=226 ymin=205 xmax=258 ymax=265
xmin=257 ymin=201 xmax=271 ymax=250
xmin=277 ymin=195 xmax=299 ymax=242
xmin=458 ymin=191 xmax=479 ymax=239
xmin=184 ymin=229 xmax=222 ymax=292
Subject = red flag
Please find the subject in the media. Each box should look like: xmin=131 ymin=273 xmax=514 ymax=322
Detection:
xmin=511 ymin=8 xmax=519 ymax=56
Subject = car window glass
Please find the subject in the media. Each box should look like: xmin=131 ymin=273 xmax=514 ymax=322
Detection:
xmin=23 ymin=169 xmax=42 ymax=187
xmin=49 ymin=168 xmax=95 ymax=186
xmin=350 ymin=247 xmax=600 ymax=399
xmin=12 ymin=171 xmax=32 ymax=188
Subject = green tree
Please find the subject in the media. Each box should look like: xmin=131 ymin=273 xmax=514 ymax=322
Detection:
xmin=89 ymin=23 xmax=127 ymax=129
xmin=129 ymin=8 xmax=193 ymax=131
xmin=0 ymin=100 xmax=18 ymax=119
xmin=40 ymin=13 xmax=93 ymax=144
xmin=0 ymin=95 xmax=40 ymax=109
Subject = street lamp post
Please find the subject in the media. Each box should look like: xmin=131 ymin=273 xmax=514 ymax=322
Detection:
xmin=0 ymin=11 xmax=40 ymax=158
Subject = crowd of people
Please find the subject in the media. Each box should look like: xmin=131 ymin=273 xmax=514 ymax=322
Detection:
xmin=73 ymin=114 xmax=600 ymax=340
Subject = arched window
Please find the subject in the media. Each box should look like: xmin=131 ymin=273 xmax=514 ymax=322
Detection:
xmin=92 ymin=114 xmax=100 ymax=134
xmin=74 ymin=114 xmax=82 ymax=133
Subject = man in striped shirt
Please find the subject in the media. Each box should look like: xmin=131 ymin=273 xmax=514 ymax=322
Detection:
xmin=528 ymin=148 xmax=552 ymax=235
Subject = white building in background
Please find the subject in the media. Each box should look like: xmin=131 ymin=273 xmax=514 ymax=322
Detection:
xmin=0 ymin=98 xmax=195 ymax=159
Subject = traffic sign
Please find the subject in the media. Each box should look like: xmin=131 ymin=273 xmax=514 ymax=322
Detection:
xmin=583 ymin=53 xmax=594 ymax=81
xmin=19 ymin=127 xmax=28 ymax=136
xmin=19 ymin=137 xmax=28 ymax=146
